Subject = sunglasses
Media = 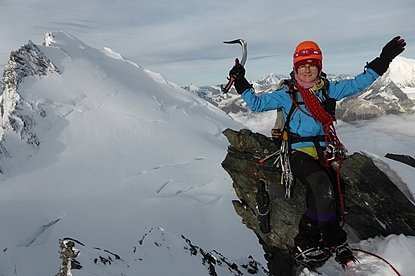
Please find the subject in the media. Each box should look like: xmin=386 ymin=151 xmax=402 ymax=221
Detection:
xmin=293 ymin=48 xmax=322 ymax=58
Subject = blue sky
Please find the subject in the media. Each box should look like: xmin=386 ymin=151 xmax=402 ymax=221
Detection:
xmin=1 ymin=0 xmax=414 ymax=86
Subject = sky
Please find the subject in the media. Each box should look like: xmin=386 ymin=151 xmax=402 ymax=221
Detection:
xmin=1 ymin=0 xmax=415 ymax=87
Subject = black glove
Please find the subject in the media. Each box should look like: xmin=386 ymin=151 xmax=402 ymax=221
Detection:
xmin=229 ymin=58 xmax=251 ymax=94
xmin=229 ymin=59 xmax=245 ymax=80
xmin=366 ymin=36 xmax=406 ymax=75
xmin=380 ymin=36 xmax=406 ymax=62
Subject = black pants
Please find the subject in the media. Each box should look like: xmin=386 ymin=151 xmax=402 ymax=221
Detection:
xmin=289 ymin=151 xmax=346 ymax=248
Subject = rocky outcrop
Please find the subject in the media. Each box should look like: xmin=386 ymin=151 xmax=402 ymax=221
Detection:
xmin=56 ymin=239 xmax=81 ymax=276
xmin=0 ymin=40 xmax=60 ymax=169
xmin=52 ymin=228 xmax=267 ymax=276
xmin=1 ymin=40 xmax=60 ymax=145
xmin=221 ymin=128 xmax=415 ymax=275
xmin=385 ymin=153 xmax=415 ymax=168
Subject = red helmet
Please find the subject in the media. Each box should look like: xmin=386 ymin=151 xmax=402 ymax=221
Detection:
xmin=293 ymin=41 xmax=322 ymax=71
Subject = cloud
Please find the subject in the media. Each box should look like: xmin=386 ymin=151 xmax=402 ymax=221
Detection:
xmin=1 ymin=0 xmax=414 ymax=86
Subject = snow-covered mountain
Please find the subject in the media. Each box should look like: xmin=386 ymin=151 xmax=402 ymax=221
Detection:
xmin=0 ymin=31 xmax=265 ymax=275
xmin=183 ymin=73 xmax=291 ymax=115
xmin=186 ymin=57 xmax=415 ymax=123
xmin=337 ymin=56 xmax=415 ymax=121
xmin=0 ymin=39 xmax=61 ymax=169
xmin=1 ymin=31 xmax=415 ymax=276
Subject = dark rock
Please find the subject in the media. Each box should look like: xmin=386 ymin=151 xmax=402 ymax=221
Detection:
xmin=221 ymin=128 xmax=415 ymax=275
xmin=385 ymin=153 xmax=415 ymax=168
xmin=341 ymin=153 xmax=415 ymax=238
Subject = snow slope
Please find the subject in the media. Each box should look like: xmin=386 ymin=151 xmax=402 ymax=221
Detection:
xmin=0 ymin=31 xmax=414 ymax=276
xmin=0 ymin=31 xmax=263 ymax=275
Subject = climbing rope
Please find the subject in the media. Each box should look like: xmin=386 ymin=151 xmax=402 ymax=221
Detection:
xmin=296 ymin=86 xmax=347 ymax=225
xmin=352 ymin=248 xmax=402 ymax=276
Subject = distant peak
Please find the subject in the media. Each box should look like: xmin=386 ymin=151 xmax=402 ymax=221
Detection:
xmin=383 ymin=56 xmax=415 ymax=88
xmin=41 ymin=31 xmax=88 ymax=53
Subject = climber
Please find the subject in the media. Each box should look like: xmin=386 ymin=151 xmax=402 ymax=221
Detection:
xmin=228 ymin=36 xmax=406 ymax=269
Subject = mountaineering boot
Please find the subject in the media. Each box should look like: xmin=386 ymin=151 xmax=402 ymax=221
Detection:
xmin=293 ymin=215 xmax=332 ymax=268
xmin=318 ymin=220 xmax=356 ymax=268
xmin=334 ymin=242 xmax=356 ymax=268
xmin=293 ymin=245 xmax=332 ymax=268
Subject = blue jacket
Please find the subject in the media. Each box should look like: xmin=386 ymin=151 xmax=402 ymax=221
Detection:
xmin=241 ymin=68 xmax=379 ymax=150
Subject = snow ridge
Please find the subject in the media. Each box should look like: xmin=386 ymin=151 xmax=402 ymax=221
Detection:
xmin=56 ymin=228 xmax=267 ymax=276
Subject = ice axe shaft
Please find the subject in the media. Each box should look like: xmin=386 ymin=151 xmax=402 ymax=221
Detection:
xmin=222 ymin=75 xmax=237 ymax=93
xmin=221 ymin=39 xmax=247 ymax=93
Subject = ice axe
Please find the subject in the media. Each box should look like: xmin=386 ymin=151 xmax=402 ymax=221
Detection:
xmin=221 ymin=39 xmax=247 ymax=93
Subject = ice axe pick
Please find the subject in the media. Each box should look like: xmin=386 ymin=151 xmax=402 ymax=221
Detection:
xmin=221 ymin=39 xmax=247 ymax=93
